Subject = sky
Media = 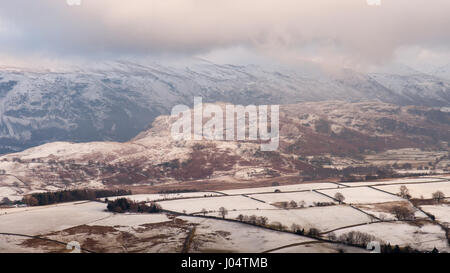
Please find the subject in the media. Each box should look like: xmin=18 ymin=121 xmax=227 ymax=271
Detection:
xmin=0 ymin=0 xmax=449 ymax=71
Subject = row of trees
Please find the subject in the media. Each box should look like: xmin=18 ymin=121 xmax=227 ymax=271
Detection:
xmin=236 ymin=214 xmax=268 ymax=226
xmin=106 ymin=198 xmax=162 ymax=213
xmin=333 ymin=231 xmax=378 ymax=247
xmin=277 ymin=200 xmax=305 ymax=209
xmin=22 ymin=189 xmax=131 ymax=206
xmin=291 ymin=224 xmax=321 ymax=236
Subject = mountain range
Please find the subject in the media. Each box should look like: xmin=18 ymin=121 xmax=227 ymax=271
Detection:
xmin=0 ymin=60 xmax=449 ymax=154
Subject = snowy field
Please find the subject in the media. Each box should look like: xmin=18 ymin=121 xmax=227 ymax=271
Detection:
xmin=221 ymin=205 xmax=372 ymax=232
xmin=374 ymin=182 xmax=450 ymax=199
xmin=182 ymin=216 xmax=314 ymax=253
xmin=340 ymin=177 xmax=446 ymax=187
xmin=317 ymin=187 xmax=404 ymax=204
xmin=334 ymin=222 xmax=450 ymax=252
xmin=0 ymin=201 xmax=174 ymax=236
xmin=218 ymin=182 xmax=339 ymax=195
xmin=286 ymin=205 xmax=373 ymax=232
xmin=0 ymin=201 xmax=109 ymax=235
xmin=1 ymin=175 xmax=449 ymax=253
xmin=157 ymin=195 xmax=276 ymax=214
xmin=248 ymin=191 xmax=336 ymax=207
xmin=421 ymin=204 xmax=450 ymax=226
xmin=0 ymin=208 xmax=368 ymax=253
xmin=102 ymin=192 xmax=223 ymax=202
xmin=0 ymin=200 xmax=89 ymax=215
xmin=181 ymin=216 xmax=368 ymax=253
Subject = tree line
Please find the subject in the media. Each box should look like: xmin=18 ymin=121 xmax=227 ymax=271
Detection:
xmin=22 ymin=189 xmax=131 ymax=206
xmin=106 ymin=198 xmax=162 ymax=213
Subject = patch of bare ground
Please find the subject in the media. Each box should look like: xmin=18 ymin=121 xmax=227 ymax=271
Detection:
xmin=82 ymin=238 xmax=101 ymax=252
xmin=20 ymin=238 xmax=67 ymax=253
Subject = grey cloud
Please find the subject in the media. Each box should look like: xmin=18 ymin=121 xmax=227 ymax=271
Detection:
xmin=0 ymin=0 xmax=450 ymax=65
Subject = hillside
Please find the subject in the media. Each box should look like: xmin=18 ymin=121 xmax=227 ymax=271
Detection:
xmin=1 ymin=60 xmax=449 ymax=154
xmin=0 ymin=100 xmax=448 ymax=201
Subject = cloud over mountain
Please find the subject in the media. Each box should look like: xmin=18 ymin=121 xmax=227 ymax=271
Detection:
xmin=1 ymin=0 xmax=450 ymax=66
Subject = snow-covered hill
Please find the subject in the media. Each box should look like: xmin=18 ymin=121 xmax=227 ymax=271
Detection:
xmin=0 ymin=60 xmax=449 ymax=154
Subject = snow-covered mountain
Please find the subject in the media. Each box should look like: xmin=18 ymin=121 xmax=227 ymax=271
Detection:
xmin=0 ymin=60 xmax=449 ymax=154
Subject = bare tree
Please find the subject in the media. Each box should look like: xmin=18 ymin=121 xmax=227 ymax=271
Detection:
xmin=391 ymin=206 xmax=415 ymax=220
xmin=219 ymin=207 xmax=228 ymax=219
xmin=308 ymin=228 xmax=321 ymax=237
xmin=236 ymin=214 xmax=244 ymax=222
xmin=289 ymin=200 xmax=298 ymax=208
xmin=338 ymin=231 xmax=377 ymax=246
xmin=257 ymin=216 xmax=268 ymax=226
xmin=334 ymin=192 xmax=345 ymax=204
xmin=399 ymin=185 xmax=411 ymax=199
xmin=432 ymin=191 xmax=445 ymax=203
xmin=248 ymin=215 xmax=257 ymax=224
xmin=201 ymin=208 xmax=207 ymax=216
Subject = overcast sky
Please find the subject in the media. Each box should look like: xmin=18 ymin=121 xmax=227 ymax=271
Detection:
xmin=0 ymin=0 xmax=449 ymax=70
